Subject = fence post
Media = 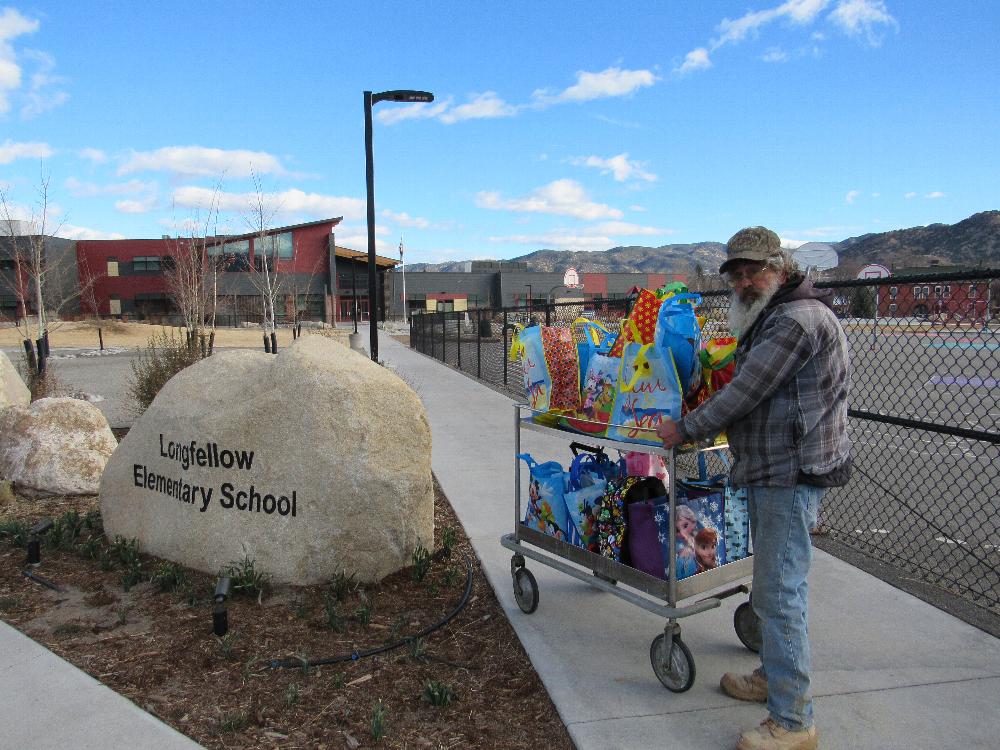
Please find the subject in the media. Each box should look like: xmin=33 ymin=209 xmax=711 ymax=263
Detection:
xmin=502 ymin=309 xmax=508 ymax=387
xmin=476 ymin=308 xmax=482 ymax=379
xmin=440 ymin=310 xmax=446 ymax=363
xmin=545 ymin=303 xmax=551 ymax=327
xmin=457 ymin=311 xmax=462 ymax=370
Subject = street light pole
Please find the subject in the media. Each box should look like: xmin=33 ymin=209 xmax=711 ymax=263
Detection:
xmin=364 ymin=88 xmax=434 ymax=362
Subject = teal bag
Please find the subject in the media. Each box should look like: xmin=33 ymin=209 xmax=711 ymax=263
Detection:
xmin=656 ymin=293 xmax=702 ymax=395
xmin=518 ymin=454 xmax=571 ymax=541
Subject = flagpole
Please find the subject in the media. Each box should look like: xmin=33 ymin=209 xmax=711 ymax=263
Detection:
xmin=399 ymin=237 xmax=407 ymax=323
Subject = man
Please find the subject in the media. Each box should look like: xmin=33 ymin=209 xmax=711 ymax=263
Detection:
xmin=657 ymin=226 xmax=851 ymax=750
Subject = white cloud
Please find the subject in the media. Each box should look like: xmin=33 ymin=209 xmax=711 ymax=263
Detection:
xmin=440 ymin=91 xmax=520 ymax=124
xmin=115 ymin=198 xmax=155 ymax=214
xmin=925 ymin=191 xmax=946 ymax=199
xmin=845 ymin=189 xmax=860 ymax=204
xmin=56 ymin=223 xmax=125 ymax=240
xmin=78 ymin=147 xmax=108 ymax=164
xmin=381 ymin=209 xmax=430 ymax=229
xmin=19 ymin=49 xmax=68 ymax=118
xmin=674 ymin=48 xmax=712 ymax=75
xmin=533 ymin=67 xmax=658 ymax=105
xmin=375 ymin=98 xmax=452 ymax=126
xmin=904 ymin=191 xmax=917 ymax=199
xmin=585 ymin=221 xmax=670 ymax=236
xmin=0 ymin=7 xmax=39 ymax=114
xmin=475 ymin=179 xmax=623 ymax=220
xmin=119 ymin=146 xmax=288 ymax=177
xmin=173 ymin=186 xmax=366 ymax=220
xmin=828 ymin=0 xmax=898 ymax=44
xmin=762 ymin=47 xmax=790 ymax=62
xmin=629 ymin=205 xmax=648 ymax=212
xmin=0 ymin=139 xmax=52 ymax=164
xmin=714 ymin=0 xmax=830 ymax=49
xmin=65 ymin=177 xmax=157 ymax=198
xmin=570 ymin=153 xmax=657 ymax=183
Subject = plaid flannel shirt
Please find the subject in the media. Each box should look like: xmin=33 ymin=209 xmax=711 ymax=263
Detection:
xmin=679 ymin=295 xmax=851 ymax=487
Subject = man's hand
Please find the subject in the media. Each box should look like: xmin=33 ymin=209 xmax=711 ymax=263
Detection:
xmin=657 ymin=418 xmax=684 ymax=449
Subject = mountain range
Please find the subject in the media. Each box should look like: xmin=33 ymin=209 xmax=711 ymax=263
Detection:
xmin=404 ymin=210 xmax=1000 ymax=277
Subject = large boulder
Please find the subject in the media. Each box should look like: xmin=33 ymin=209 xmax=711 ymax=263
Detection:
xmin=1 ymin=351 xmax=30 ymax=409
xmin=0 ymin=397 xmax=118 ymax=496
xmin=100 ymin=336 xmax=433 ymax=585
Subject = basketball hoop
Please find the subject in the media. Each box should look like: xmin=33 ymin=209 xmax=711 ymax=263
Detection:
xmin=563 ymin=267 xmax=582 ymax=289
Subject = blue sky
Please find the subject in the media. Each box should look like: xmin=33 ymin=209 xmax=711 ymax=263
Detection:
xmin=1 ymin=1 xmax=997 ymax=264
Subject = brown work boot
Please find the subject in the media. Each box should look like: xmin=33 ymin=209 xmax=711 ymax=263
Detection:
xmin=720 ymin=668 xmax=768 ymax=702
xmin=736 ymin=717 xmax=818 ymax=750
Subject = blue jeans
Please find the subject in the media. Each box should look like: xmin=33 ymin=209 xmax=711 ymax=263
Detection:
xmin=748 ymin=484 xmax=825 ymax=731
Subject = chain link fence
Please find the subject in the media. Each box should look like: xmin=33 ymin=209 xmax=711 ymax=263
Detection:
xmin=411 ymin=271 xmax=1000 ymax=616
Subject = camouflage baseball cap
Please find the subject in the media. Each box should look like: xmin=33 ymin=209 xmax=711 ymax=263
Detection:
xmin=719 ymin=226 xmax=781 ymax=274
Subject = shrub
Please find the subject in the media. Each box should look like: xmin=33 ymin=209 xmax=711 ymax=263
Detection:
xmin=422 ymin=681 xmax=458 ymax=707
xmin=223 ymin=554 xmax=270 ymax=601
xmin=126 ymin=329 xmax=204 ymax=415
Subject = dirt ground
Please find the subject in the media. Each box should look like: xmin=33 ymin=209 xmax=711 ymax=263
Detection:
xmin=0 ymin=320 xmax=347 ymax=351
xmin=0 ymin=478 xmax=573 ymax=749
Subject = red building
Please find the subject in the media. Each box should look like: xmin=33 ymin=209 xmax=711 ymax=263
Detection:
xmin=67 ymin=218 xmax=398 ymax=325
xmin=878 ymin=268 xmax=991 ymax=322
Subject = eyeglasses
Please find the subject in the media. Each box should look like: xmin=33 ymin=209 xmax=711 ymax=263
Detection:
xmin=724 ymin=264 xmax=768 ymax=286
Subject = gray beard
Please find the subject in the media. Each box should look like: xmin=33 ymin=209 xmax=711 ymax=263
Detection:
xmin=728 ymin=277 xmax=782 ymax=337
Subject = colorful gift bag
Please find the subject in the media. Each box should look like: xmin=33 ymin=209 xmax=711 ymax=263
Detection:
xmin=607 ymin=342 xmax=683 ymax=446
xmin=568 ymin=448 xmax=622 ymax=490
xmin=724 ymin=483 xmax=751 ymax=561
xmin=574 ymin=317 xmax=615 ymax=386
xmin=624 ymin=450 xmax=668 ymax=482
xmin=596 ymin=476 xmax=666 ymax=563
xmin=509 ymin=324 xmax=580 ymax=413
xmin=609 ymin=289 xmax=664 ymax=358
xmin=564 ymin=480 xmax=606 ymax=551
xmin=677 ymin=483 xmax=728 ymax=572
xmin=559 ymin=353 xmax=620 ymax=437
xmin=656 ymin=293 xmax=702 ymax=395
xmin=518 ymin=454 xmax=570 ymax=541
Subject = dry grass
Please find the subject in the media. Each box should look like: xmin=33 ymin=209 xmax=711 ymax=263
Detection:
xmin=0 ymin=321 xmax=347 ymax=351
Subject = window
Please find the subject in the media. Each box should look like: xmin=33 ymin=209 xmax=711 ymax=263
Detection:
xmin=969 ymin=284 xmax=978 ymax=300
xmin=132 ymin=256 xmax=165 ymax=273
xmin=107 ymin=257 xmax=119 ymax=276
xmin=943 ymin=285 xmax=951 ymax=298
xmin=934 ymin=285 xmax=943 ymax=299
xmin=209 ymin=240 xmax=250 ymax=271
xmin=889 ymin=286 xmax=898 ymax=299
xmin=914 ymin=285 xmax=930 ymax=300
xmin=109 ymin=296 xmax=122 ymax=315
xmin=254 ymin=231 xmax=293 ymax=259
xmin=889 ymin=303 xmax=898 ymax=314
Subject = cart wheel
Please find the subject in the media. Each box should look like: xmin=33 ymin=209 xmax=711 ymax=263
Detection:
xmin=734 ymin=601 xmax=762 ymax=653
xmin=650 ymin=633 xmax=696 ymax=692
xmin=512 ymin=567 xmax=539 ymax=614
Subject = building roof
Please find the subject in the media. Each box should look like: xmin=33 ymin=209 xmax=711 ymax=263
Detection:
xmin=334 ymin=245 xmax=399 ymax=269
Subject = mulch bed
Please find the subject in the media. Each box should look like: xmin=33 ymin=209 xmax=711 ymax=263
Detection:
xmin=0 ymin=478 xmax=574 ymax=749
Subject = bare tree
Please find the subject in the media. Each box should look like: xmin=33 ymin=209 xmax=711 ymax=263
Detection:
xmin=244 ymin=173 xmax=284 ymax=346
xmin=1 ymin=170 xmax=100 ymax=361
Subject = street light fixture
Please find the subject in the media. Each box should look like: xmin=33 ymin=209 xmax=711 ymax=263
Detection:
xmin=365 ymin=89 xmax=434 ymax=362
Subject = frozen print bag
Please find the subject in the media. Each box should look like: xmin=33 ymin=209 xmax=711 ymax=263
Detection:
xmin=676 ymin=483 xmax=728 ymax=571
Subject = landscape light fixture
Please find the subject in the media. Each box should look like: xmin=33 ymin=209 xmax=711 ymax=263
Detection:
xmin=26 ymin=518 xmax=54 ymax=567
xmin=364 ymin=88 xmax=435 ymax=362
xmin=213 ymin=576 xmax=232 ymax=637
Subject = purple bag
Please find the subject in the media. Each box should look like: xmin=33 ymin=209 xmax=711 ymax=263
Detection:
xmin=626 ymin=497 xmax=670 ymax=578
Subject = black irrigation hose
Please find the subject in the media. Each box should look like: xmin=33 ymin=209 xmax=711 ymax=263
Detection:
xmin=21 ymin=568 xmax=65 ymax=592
xmin=265 ymin=553 xmax=475 ymax=670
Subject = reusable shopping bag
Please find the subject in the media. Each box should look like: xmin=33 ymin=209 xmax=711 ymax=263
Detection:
xmin=509 ymin=324 xmax=580 ymax=413
xmin=655 ymin=293 xmax=702 ymax=395
xmin=624 ymin=450 xmax=668 ymax=482
xmin=558 ymin=352 xmax=620 ymax=437
xmin=625 ymin=498 xmax=673 ymax=579
xmin=568 ymin=445 xmax=623 ymax=490
xmin=724 ymin=483 xmax=751 ymax=561
xmin=596 ymin=476 xmax=666 ymax=563
xmin=574 ymin=317 xmax=615 ymax=385
xmin=607 ymin=341 xmax=683 ymax=446
xmin=609 ymin=289 xmax=663 ymax=358
xmin=564 ymin=479 xmax=606 ymax=552
xmin=518 ymin=454 xmax=571 ymax=541
xmin=676 ymin=482 xmax=728 ymax=572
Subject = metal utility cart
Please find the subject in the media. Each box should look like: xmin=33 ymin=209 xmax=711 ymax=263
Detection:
xmin=500 ymin=404 xmax=760 ymax=692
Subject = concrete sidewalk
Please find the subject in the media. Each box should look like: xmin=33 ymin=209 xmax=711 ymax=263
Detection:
xmin=378 ymin=331 xmax=1000 ymax=750
xmin=0 ymin=620 xmax=202 ymax=749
